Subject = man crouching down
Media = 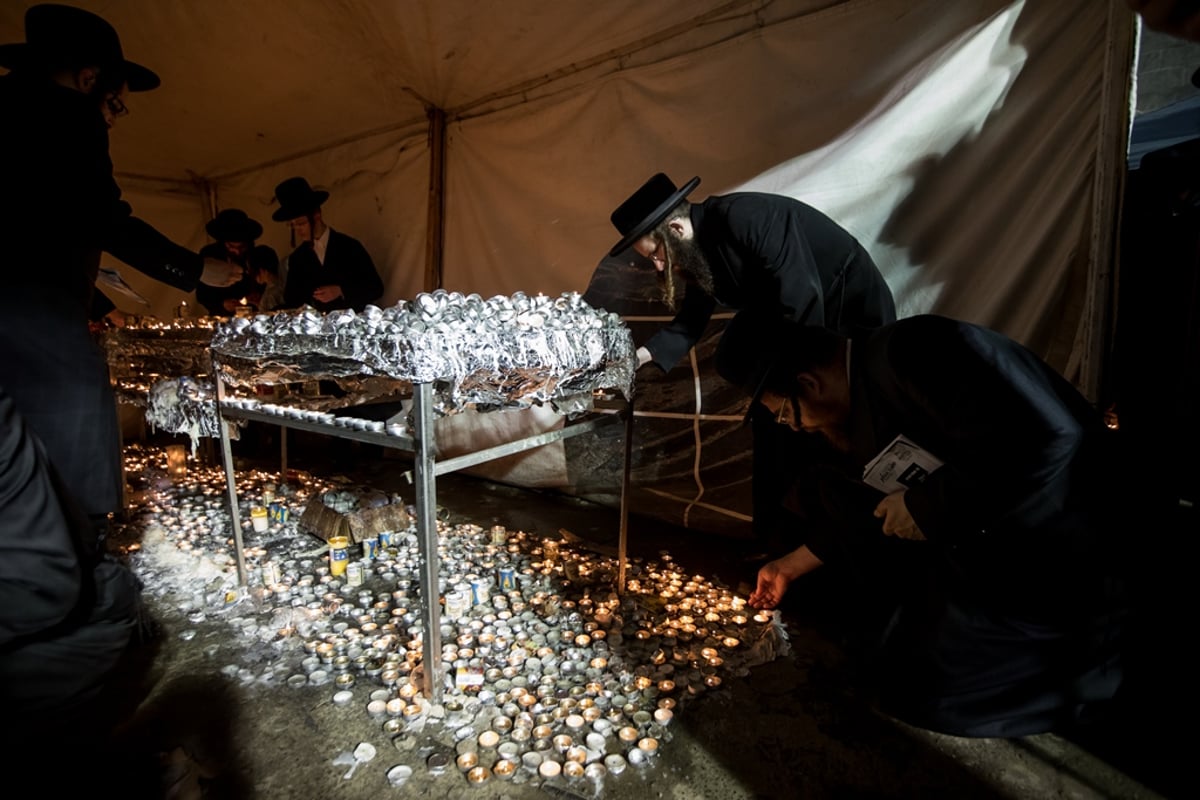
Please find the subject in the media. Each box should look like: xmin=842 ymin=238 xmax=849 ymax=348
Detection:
xmin=716 ymin=313 xmax=1128 ymax=738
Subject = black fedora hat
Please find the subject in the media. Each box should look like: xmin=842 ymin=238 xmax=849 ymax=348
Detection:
xmin=0 ymin=4 xmax=159 ymax=91
xmin=272 ymin=176 xmax=330 ymax=222
xmin=608 ymin=172 xmax=700 ymax=257
xmin=206 ymin=209 xmax=263 ymax=243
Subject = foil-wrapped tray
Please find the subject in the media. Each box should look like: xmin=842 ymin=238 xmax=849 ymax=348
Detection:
xmin=210 ymin=291 xmax=635 ymax=413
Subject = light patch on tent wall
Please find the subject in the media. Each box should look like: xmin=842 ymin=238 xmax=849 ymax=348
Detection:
xmin=730 ymin=1 xmax=1029 ymax=317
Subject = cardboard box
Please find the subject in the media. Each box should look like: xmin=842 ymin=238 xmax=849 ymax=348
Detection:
xmin=299 ymin=500 xmax=412 ymax=544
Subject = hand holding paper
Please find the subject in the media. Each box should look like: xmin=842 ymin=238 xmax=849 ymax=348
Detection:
xmin=862 ymin=434 xmax=944 ymax=494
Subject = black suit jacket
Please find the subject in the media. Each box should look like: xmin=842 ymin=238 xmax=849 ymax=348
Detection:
xmin=840 ymin=315 xmax=1114 ymax=551
xmin=645 ymin=193 xmax=896 ymax=370
xmin=282 ymin=228 xmax=384 ymax=312
xmin=0 ymin=71 xmax=205 ymax=514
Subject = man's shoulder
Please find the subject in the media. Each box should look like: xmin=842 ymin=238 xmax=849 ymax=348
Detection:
xmin=879 ymin=314 xmax=974 ymax=345
xmin=328 ymin=228 xmax=364 ymax=245
xmin=874 ymin=315 xmax=1013 ymax=369
xmin=705 ymin=192 xmax=837 ymax=232
xmin=708 ymin=191 xmax=817 ymax=211
xmin=287 ymin=244 xmax=315 ymax=264
xmin=328 ymin=229 xmax=374 ymax=262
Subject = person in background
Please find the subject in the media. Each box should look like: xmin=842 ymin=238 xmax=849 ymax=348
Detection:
xmin=197 ymin=208 xmax=280 ymax=316
xmin=274 ymin=176 xmax=384 ymax=313
xmin=255 ymin=252 xmax=286 ymax=312
xmin=0 ymin=5 xmax=241 ymax=545
xmin=716 ymin=312 xmax=1128 ymax=738
xmin=607 ymin=172 xmax=896 ymax=558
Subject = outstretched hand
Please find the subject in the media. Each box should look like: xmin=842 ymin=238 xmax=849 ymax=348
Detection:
xmin=748 ymin=559 xmax=791 ymax=609
xmin=747 ymin=545 xmax=824 ymax=609
xmin=873 ymin=490 xmax=926 ymax=541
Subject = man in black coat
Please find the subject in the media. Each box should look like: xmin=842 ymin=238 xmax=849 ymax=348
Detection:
xmin=0 ymin=385 xmax=142 ymax=781
xmin=717 ymin=313 xmax=1127 ymax=737
xmin=608 ymin=173 xmax=896 ymax=554
xmin=0 ymin=5 xmax=240 ymax=524
xmin=196 ymin=208 xmax=281 ymax=316
xmin=274 ymin=176 xmax=385 ymax=312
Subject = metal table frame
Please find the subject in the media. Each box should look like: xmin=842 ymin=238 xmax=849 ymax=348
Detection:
xmin=215 ymin=379 xmax=632 ymax=703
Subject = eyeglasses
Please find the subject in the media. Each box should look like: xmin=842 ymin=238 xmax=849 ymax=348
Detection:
xmin=774 ymin=398 xmax=797 ymax=427
xmin=105 ymin=94 xmax=129 ymax=119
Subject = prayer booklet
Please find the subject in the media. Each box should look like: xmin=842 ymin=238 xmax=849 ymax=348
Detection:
xmin=862 ymin=434 xmax=943 ymax=494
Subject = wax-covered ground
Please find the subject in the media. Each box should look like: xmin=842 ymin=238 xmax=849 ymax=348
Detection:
xmin=97 ymin=435 xmax=1186 ymax=800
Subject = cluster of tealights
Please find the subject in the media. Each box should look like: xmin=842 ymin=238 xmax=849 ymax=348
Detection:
xmin=117 ymin=446 xmax=782 ymax=788
xmin=121 ymin=314 xmax=220 ymax=331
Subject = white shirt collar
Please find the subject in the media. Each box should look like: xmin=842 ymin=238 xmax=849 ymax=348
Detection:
xmin=313 ymin=225 xmax=332 ymax=265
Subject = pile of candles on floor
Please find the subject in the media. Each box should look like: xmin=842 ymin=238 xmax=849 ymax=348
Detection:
xmin=113 ymin=445 xmax=786 ymax=789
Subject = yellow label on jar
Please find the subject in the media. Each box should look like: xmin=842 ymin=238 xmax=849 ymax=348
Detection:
xmin=329 ymin=535 xmax=350 ymax=577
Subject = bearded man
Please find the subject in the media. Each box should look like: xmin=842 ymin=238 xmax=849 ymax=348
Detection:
xmin=608 ymin=173 xmax=896 ymax=556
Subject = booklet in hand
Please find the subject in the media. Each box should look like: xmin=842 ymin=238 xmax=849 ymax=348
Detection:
xmin=862 ymin=434 xmax=943 ymax=494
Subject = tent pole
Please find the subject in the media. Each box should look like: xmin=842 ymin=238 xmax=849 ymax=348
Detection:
xmin=424 ymin=106 xmax=447 ymax=292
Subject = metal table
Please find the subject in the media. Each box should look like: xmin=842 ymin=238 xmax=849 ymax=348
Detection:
xmin=215 ymin=379 xmax=633 ymax=703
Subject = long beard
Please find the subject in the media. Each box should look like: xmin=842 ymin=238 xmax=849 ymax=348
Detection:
xmin=657 ymin=237 xmax=715 ymax=310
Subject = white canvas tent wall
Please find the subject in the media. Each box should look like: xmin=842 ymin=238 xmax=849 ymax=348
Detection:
xmin=1 ymin=0 xmax=1137 ymax=532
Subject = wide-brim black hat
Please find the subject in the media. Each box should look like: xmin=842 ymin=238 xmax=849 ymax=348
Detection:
xmin=608 ymin=172 xmax=700 ymax=257
xmin=272 ymin=176 xmax=329 ymax=222
xmin=206 ymin=208 xmax=263 ymax=243
xmin=0 ymin=4 xmax=159 ymax=91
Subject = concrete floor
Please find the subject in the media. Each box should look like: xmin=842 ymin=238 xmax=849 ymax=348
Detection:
xmin=102 ymin=438 xmax=1186 ymax=800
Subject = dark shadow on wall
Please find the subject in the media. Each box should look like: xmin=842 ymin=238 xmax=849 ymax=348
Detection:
xmin=873 ymin=1 xmax=1107 ymax=369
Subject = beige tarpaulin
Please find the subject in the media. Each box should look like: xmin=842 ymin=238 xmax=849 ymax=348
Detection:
xmin=0 ymin=0 xmax=1137 ymax=531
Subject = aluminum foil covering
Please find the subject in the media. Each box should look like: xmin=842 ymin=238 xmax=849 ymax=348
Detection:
xmin=145 ymin=376 xmax=237 ymax=451
xmin=210 ymin=291 xmax=635 ymax=413
xmin=102 ymin=316 xmax=218 ymax=381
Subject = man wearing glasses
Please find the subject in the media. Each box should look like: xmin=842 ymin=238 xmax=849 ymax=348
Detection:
xmin=715 ymin=312 xmax=1128 ymax=738
xmin=0 ymin=6 xmax=240 ymax=565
